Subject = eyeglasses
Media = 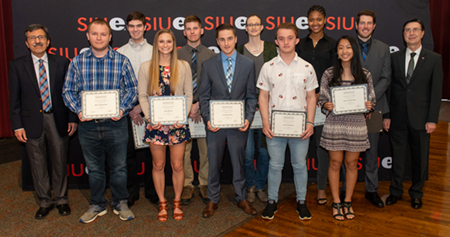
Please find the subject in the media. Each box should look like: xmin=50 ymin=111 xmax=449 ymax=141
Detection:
xmin=246 ymin=23 xmax=261 ymax=27
xmin=404 ymin=28 xmax=422 ymax=33
xmin=27 ymin=35 xmax=46 ymax=41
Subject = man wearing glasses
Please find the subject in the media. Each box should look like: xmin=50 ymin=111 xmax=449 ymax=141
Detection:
xmin=9 ymin=24 xmax=78 ymax=219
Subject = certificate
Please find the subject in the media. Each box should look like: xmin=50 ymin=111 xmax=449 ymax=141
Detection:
xmin=149 ymin=95 xmax=188 ymax=125
xmin=271 ymin=110 xmax=306 ymax=138
xmin=314 ymin=105 xmax=326 ymax=126
xmin=131 ymin=116 xmax=149 ymax=149
xmin=250 ymin=110 xmax=263 ymax=129
xmin=330 ymin=84 xmax=368 ymax=115
xmin=81 ymin=90 xmax=120 ymax=119
xmin=188 ymin=118 xmax=207 ymax=138
xmin=210 ymin=100 xmax=244 ymax=128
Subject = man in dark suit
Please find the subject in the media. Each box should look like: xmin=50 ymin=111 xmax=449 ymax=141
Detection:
xmin=355 ymin=10 xmax=391 ymax=208
xmin=9 ymin=24 xmax=77 ymax=219
xmin=384 ymin=19 xmax=443 ymax=209
xmin=199 ymin=23 xmax=257 ymax=218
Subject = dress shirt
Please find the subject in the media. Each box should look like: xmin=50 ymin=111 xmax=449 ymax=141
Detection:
xmin=117 ymin=38 xmax=153 ymax=76
xmin=405 ymin=45 xmax=422 ymax=76
xmin=257 ymin=53 xmax=318 ymax=119
xmin=296 ymin=33 xmax=336 ymax=93
xmin=221 ymin=50 xmax=237 ymax=80
xmin=31 ymin=53 xmax=52 ymax=107
xmin=63 ymin=46 xmax=137 ymax=116
xmin=357 ymin=37 xmax=373 ymax=54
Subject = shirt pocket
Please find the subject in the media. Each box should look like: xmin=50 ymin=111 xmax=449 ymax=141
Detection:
xmin=293 ymin=73 xmax=307 ymax=89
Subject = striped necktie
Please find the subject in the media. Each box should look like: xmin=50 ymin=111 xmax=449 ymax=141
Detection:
xmin=191 ymin=49 xmax=198 ymax=94
xmin=362 ymin=42 xmax=368 ymax=61
xmin=406 ymin=52 xmax=416 ymax=84
xmin=38 ymin=59 xmax=51 ymax=112
xmin=226 ymin=57 xmax=233 ymax=93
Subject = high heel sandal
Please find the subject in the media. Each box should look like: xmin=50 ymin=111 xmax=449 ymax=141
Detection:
xmin=173 ymin=200 xmax=183 ymax=220
xmin=158 ymin=200 xmax=168 ymax=222
xmin=332 ymin=202 xmax=344 ymax=221
xmin=342 ymin=201 xmax=355 ymax=220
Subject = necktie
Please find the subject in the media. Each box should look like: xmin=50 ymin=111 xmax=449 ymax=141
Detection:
xmin=406 ymin=52 xmax=416 ymax=85
xmin=362 ymin=42 xmax=368 ymax=61
xmin=191 ymin=49 xmax=198 ymax=94
xmin=226 ymin=57 xmax=233 ymax=93
xmin=39 ymin=59 xmax=51 ymax=112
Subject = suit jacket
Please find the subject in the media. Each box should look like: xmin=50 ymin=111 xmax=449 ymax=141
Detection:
xmin=359 ymin=38 xmax=391 ymax=114
xmin=9 ymin=53 xmax=77 ymax=138
xmin=389 ymin=47 xmax=443 ymax=130
xmin=198 ymin=52 xmax=257 ymax=124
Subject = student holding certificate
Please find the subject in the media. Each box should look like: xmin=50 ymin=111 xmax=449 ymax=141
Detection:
xmin=137 ymin=29 xmax=193 ymax=222
xmin=318 ymin=35 xmax=375 ymax=221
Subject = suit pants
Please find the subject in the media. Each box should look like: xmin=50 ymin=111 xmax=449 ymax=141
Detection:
xmin=183 ymin=138 xmax=209 ymax=187
xmin=25 ymin=113 xmax=69 ymax=208
xmin=390 ymin=118 xmax=430 ymax=199
xmin=207 ymin=129 xmax=248 ymax=203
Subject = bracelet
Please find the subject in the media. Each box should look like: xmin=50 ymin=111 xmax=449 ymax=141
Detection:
xmin=307 ymin=122 xmax=314 ymax=127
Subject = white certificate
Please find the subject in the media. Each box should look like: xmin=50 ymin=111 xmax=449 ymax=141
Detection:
xmin=131 ymin=116 xmax=149 ymax=149
xmin=314 ymin=105 xmax=326 ymax=126
xmin=188 ymin=118 xmax=207 ymax=138
xmin=81 ymin=90 xmax=120 ymax=119
xmin=250 ymin=110 xmax=263 ymax=129
xmin=210 ymin=100 xmax=244 ymax=128
xmin=149 ymin=95 xmax=188 ymax=125
xmin=271 ymin=110 xmax=306 ymax=138
xmin=330 ymin=84 xmax=368 ymax=115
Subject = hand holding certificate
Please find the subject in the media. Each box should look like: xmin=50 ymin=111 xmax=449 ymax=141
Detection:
xmin=210 ymin=100 xmax=245 ymax=129
xmin=149 ymin=95 xmax=188 ymax=126
xmin=330 ymin=84 xmax=369 ymax=115
xmin=271 ymin=111 xmax=306 ymax=138
xmin=81 ymin=90 xmax=120 ymax=120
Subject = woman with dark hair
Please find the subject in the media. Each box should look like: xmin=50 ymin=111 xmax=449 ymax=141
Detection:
xmin=138 ymin=29 xmax=192 ymax=222
xmin=319 ymin=35 xmax=375 ymax=221
xmin=295 ymin=5 xmax=336 ymax=205
xmin=236 ymin=14 xmax=277 ymax=203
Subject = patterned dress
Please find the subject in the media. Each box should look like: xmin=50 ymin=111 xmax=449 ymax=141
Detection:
xmin=318 ymin=67 xmax=376 ymax=152
xmin=143 ymin=65 xmax=191 ymax=145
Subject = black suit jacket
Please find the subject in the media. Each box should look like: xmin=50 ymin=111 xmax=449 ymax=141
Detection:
xmin=389 ymin=47 xmax=443 ymax=130
xmin=9 ymin=53 xmax=77 ymax=138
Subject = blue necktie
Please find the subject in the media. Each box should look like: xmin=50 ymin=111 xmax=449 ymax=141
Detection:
xmin=226 ymin=57 xmax=233 ymax=93
xmin=191 ymin=49 xmax=198 ymax=94
xmin=362 ymin=42 xmax=368 ymax=61
xmin=39 ymin=59 xmax=51 ymax=112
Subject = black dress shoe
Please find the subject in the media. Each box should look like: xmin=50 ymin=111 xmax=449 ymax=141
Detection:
xmin=365 ymin=192 xmax=385 ymax=208
xmin=411 ymin=198 xmax=423 ymax=209
xmin=35 ymin=205 xmax=54 ymax=219
xmin=56 ymin=204 xmax=71 ymax=216
xmin=385 ymin=195 xmax=402 ymax=205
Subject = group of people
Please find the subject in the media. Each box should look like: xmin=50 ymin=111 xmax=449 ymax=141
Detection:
xmin=9 ymin=4 xmax=442 ymax=225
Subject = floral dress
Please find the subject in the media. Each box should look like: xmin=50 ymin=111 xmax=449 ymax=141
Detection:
xmin=143 ymin=65 xmax=191 ymax=145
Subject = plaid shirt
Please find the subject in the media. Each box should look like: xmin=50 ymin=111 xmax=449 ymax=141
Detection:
xmin=63 ymin=46 xmax=137 ymax=116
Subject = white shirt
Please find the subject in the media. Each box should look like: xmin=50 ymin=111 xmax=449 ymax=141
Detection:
xmin=405 ymin=45 xmax=422 ymax=77
xmin=31 ymin=53 xmax=52 ymax=106
xmin=257 ymin=53 xmax=318 ymax=118
xmin=117 ymin=39 xmax=153 ymax=76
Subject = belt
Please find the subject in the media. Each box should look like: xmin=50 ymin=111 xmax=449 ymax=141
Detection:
xmin=43 ymin=109 xmax=53 ymax=114
xmin=94 ymin=119 xmax=108 ymax=123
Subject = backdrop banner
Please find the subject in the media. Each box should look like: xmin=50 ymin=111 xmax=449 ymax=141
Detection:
xmin=13 ymin=0 xmax=429 ymax=190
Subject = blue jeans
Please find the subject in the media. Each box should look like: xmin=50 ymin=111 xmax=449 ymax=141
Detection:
xmin=78 ymin=118 xmax=129 ymax=208
xmin=266 ymin=137 xmax=309 ymax=202
xmin=244 ymin=129 xmax=269 ymax=190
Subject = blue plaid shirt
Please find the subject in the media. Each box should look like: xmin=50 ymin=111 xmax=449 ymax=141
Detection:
xmin=63 ymin=46 xmax=137 ymax=116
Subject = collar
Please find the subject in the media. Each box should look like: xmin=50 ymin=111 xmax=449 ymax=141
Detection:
xmin=358 ymin=37 xmax=372 ymax=46
xmin=406 ymin=45 xmax=422 ymax=56
xmin=31 ymin=52 xmax=48 ymax=64
xmin=86 ymin=46 xmax=115 ymax=59
xmin=221 ymin=50 xmax=237 ymax=62
xmin=274 ymin=52 xmax=299 ymax=65
xmin=128 ymin=38 xmax=148 ymax=50
xmin=305 ymin=33 xmax=331 ymax=42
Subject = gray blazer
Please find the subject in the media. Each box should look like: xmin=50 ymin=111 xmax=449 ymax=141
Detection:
xmin=359 ymin=38 xmax=391 ymax=114
xmin=198 ymin=52 xmax=257 ymax=124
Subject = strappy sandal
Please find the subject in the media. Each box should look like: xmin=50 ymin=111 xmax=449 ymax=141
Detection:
xmin=158 ymin=200 xmax=168 ymax=222
xmin=173 ymin=200 xmax=183 ymax=220
xmin=332 ymin=202 xmax=344 ymax=221
xmin=342 ymin=201 xmax=355 ymax=220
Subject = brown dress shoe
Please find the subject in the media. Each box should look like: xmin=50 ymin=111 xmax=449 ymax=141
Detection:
xmin=237 ymin=200 xmax=257 ymax=215
xmin=202 ymin=201 xmax=218 ymax=218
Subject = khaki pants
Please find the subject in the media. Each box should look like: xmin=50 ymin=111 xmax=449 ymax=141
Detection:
xmin=183 ymin=138 xmax=208 ymax=187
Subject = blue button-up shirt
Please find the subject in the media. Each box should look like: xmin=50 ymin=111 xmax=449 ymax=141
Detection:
xmin=63 ymin=46 xmax=137 ymax=116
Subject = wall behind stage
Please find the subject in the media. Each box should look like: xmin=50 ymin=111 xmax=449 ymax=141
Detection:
xmin=13 ymin=0 xmax=428 ymax=190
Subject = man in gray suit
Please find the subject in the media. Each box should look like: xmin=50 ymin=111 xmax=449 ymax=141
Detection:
xmin=199 ymin=23 xmax=258 ymax=218
xmin=355 ymin=10 xmax=391 ymax=207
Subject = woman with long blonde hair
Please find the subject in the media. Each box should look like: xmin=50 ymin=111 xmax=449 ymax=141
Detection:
xmin=138 ymin=29 xmax=192 ymax=222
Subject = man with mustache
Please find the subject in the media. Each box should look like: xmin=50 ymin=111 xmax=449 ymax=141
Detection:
xmin=9 ymin=24 xmax=78 ymax=219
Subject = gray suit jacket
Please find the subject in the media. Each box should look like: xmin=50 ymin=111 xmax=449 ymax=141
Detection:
xmin=198 ymin=52 xmax=257 ymax=124
xmin=358 ymin=38 xmax=391 ymax=114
